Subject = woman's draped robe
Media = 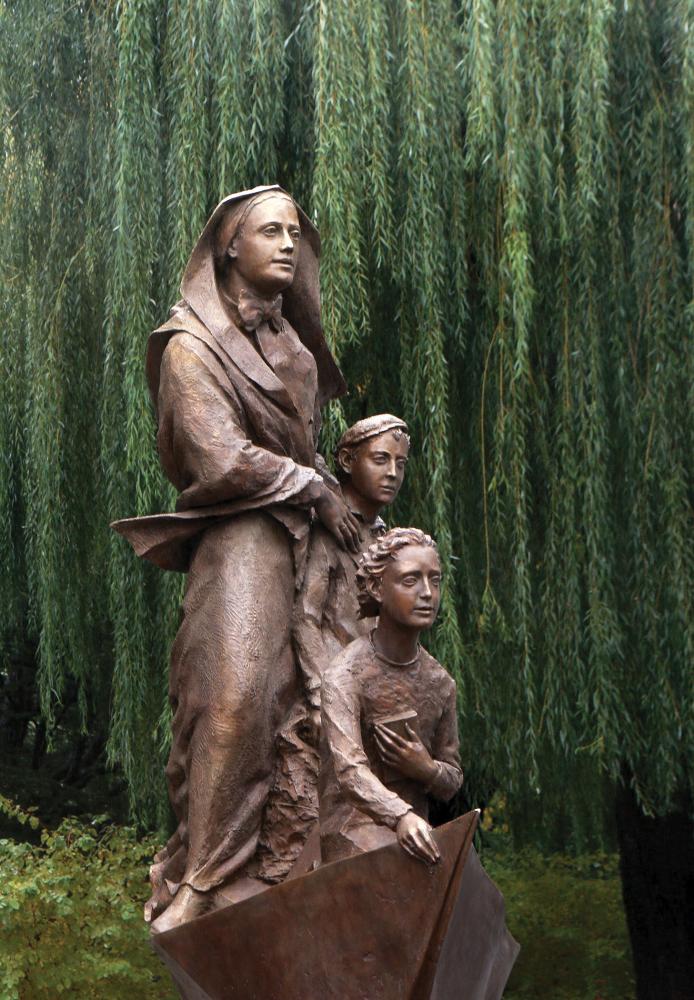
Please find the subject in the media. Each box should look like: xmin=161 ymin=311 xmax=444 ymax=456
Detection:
xmin=115 ymin=300 xmax=334 ymax=911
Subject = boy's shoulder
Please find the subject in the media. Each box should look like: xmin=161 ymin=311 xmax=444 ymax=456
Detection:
xmin=308 ymin=512 xmax=386 ymax=558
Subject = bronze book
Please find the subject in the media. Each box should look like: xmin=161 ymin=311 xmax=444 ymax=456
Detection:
xmin=373 ymin=708 xmax=419 ymax=740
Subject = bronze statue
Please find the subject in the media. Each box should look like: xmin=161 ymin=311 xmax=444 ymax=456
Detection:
xmin=113 ymin=186 xmax=361 ymax=932
xmin=319 ymin=528 xmax=463 ymax=865
xmin=296 ymin=414 xmax=410 ymax=737
xmin=148 ymin=526 xmax=519 ymax=1000
xmin=113 ymin=186 xmax=519 ymax=998
xmin=252 ymin=414 xmax=410 ymax=881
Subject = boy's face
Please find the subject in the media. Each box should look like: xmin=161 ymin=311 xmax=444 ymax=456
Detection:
xmin=339 ymin=431 xmax=409 ymax=508
xmin=375 ymin=544 xmax=441 ymax=630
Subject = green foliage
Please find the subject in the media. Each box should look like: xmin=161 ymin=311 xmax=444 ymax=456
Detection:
xmin=0 ymin=795 xmax=40 ymax=833
xmin=0 ymin=0 xmax=691 ymax=835
xmin=0 ymin=812 xmax=174 ymax=1000
xmin=485 ymin=843 xmax=636 ymax=999
xmin=0 ymin=802 xmax=633 ymax=1000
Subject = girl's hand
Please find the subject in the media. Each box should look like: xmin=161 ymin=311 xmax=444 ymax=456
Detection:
xmin=396 ymin=811 xmax=440 ymax=864
xmin=375 ymin=723 xmax=439 ymax=785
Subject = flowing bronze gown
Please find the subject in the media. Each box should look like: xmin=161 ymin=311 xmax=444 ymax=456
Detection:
xmin=154 ymin=319 xmax=324 ymax=897
xmin=112 ymin=186 xmax=346 ymax=916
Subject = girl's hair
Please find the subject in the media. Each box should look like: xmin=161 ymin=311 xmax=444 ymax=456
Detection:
xmin=356 ymin=527 xmax=438 ymax=618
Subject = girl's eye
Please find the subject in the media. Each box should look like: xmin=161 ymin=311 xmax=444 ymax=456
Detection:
xmin=402 ymin=577 xmax=417 ymax=586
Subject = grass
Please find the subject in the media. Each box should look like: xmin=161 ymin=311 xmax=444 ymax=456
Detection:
xmin=484 ymin=839 xmax=635 ymax=999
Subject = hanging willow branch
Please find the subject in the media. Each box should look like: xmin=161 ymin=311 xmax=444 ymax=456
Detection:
xmin=0 ymin=0 xmax=691 ymax=838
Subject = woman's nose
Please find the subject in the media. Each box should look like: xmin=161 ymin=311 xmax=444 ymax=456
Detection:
xmin=280 ymin=229 xmax=294 ymax=252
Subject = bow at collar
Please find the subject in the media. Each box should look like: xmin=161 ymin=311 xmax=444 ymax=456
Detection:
xmin=232 ymin=289 xmax=284 ymax=334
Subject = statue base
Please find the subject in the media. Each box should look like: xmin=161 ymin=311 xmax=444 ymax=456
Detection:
xmin=151 ymin=811 xmax=519 ymax=1000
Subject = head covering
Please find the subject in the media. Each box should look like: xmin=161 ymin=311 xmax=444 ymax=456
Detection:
xmin=336 ymin=414 xmax=409 ymax=454
xmin=149 ymin=185 xmax=346 ymax=406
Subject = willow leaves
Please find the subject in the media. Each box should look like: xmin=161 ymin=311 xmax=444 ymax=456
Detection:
xmin=0 ymin=0 xmax=690 ymax=833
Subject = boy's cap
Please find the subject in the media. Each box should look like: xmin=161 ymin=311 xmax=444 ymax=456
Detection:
xmin=336 ymin=414 xmax=409 ymax=452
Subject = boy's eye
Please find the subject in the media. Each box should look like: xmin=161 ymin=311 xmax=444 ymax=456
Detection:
xmin=401 ymin=576 xmax=418 ymax=586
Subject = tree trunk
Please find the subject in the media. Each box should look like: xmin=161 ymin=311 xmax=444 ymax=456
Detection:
xmin=615 ymin=779 xmax=694 ymax=1000
xmin=0 ymin=638 xmax=38 ymax=752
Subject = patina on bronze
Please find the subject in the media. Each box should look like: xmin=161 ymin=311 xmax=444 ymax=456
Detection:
xmin=149 ymin=526 xmax=519 ymax=999
xmin=252 ymin=414 xmax=411 ymax=881
xmin=152 ymin=811 xmax=520 ymax=1000
xmin=112 ymin=186 xmax=361 ymax=932
xmin=320 ymin=528 xmax=463 ymax=865
xmin=113 ymin=186 xmax=519 ymax=997
xmin=297 ymin=414 xmax=410 ymax=731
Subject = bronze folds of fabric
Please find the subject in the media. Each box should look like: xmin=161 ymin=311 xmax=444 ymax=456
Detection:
xmin=160 ymin=512 xmax=299 ymax=896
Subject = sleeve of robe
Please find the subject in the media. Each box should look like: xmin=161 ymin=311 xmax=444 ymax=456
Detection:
xmin=314 ymin=453 xmax=341 ymax=492
xmin=321 ymin=663 xmax=412 ymax=831
xmin=426 ymin=679 xmax=464 ymax=802
xmin=158 ymin=333 xmax=325 ymax=511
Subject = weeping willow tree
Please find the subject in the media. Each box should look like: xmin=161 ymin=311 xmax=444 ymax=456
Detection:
xmin=1 ymin=0 xmax=692 ymax=992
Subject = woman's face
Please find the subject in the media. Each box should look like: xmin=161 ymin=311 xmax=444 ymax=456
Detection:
xmin=227 ymin=196 xmax=301 ymax=296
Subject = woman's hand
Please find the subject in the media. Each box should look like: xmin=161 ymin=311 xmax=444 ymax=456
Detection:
xmin=315 ymin=485 xmax=361 ymax=552
xmin=375 ymin=723 xmax=439 ymax=785
xmin=396 ymin=811 xmax=440 ymax=864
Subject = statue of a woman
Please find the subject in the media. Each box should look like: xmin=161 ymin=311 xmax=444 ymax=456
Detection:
xmin=113 ymin=186 xmax=359 ymax=932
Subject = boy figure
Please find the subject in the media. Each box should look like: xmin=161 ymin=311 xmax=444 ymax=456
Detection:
xmin=252 ymin=415 xmax=409 ymax=882
xmin=295 ymin=413 xmax=410 ymax=739
xmin=319 ymin=528 xmax=463 ymax=865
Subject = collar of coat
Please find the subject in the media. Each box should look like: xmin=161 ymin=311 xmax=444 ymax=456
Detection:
xmin=350 ymin=508 xmax=386 ymax=535
xmin=146 ymin=296 xmax=300 ymax=417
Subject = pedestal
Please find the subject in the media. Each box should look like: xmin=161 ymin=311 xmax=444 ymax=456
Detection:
xmin=152 ymin=811 xmax=519 ymax=1000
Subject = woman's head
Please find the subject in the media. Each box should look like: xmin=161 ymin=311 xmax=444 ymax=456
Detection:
xmin=171 ymin=185 xmax=347 ymax=405
xmin=214 ymin=191 xmax=301 ymax=298
xmin=356 ymin=528 xmax=440 ymax=628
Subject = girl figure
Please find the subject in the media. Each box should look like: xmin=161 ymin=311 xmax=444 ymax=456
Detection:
xmin=319 ymin=528 xmax=463 ymax=866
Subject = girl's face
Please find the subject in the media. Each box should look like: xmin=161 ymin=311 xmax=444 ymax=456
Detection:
xmin=375 ymin=544 xmax=441 ymax=630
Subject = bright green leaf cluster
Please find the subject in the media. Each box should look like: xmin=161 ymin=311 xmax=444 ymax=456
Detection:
xmin=0 ymin=809 xmax=174 ymax=1000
